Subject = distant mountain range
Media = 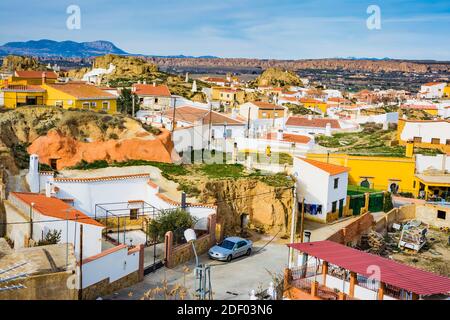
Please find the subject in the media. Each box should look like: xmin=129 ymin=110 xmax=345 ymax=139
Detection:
xmin=0 ymin=39 xmax=219 ymax=59
xmin=0 ymin=40 xmax=128 ymax=58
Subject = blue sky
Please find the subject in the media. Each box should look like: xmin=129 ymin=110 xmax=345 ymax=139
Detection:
xmin=1 ymin=0 xmax=449 ymax=60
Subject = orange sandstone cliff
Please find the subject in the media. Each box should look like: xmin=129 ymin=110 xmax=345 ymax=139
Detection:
xmin=28 ymin=128 xmax=176 ymax=170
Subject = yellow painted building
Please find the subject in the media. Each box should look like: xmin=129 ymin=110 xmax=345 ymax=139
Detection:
xmin=0 ymin=85 xmax=45 ymax=108
xmin=212 ymin=86 xmax=245 ymax=106
xmin=299 ymin=98 xmax=328 ymax=114
xmin=444 ymin=86 xmax=450 ymax=98
xmin=4 ymin=70 xmax=58 ymax=86
xmin=306 ymin=152 xmax=417 ymax=195
xmin=42 ymin=83 xmax=117 ymax=113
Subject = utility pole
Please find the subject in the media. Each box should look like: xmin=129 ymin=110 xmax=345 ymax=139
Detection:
xmin=208 ymin=100 xmax=213 ymax=150
xmin=78 ymin=224 xmax=83 ymax=300
xmin=171 ymin=97 xmax=177 ymax=133
xmin=29 ymin=203 xmax=35 ymax=245
xmin=246 ymin=107 xmax=251 ymax=138
xmin=288 ymin=181 xmax=298 ymax=269
xmin=132 ymin=94 xmax=135 ymax=118
xmin=299 ymin=198 xmax=305 ymax=243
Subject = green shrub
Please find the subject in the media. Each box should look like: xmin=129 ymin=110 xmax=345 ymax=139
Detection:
xmin=37 ymin=229 xmax=62 ymax=246
xmin=147 ymin=209 xmax=197 ymax=243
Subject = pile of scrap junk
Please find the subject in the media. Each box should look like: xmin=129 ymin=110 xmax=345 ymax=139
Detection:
xmin=397 ymin=220 xmax=429 ymax=252
xmin=358 ymin=220 xmax=429 ymax=255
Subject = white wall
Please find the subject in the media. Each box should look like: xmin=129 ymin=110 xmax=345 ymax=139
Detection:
xmin=420 ymin=83 xmax=446 ymax=99
xmin=233 ymin=136 xmax=314 ymax=153
xmin=400 ymin=121 xmax=450 ymax=144
xmin=53 ymin=177 xmax=152 ymax=217
xmin=293 ymin=158 xmax=348 ymax=221
xmin=415 ymin=154 xmax=449 ymax=173
xmin=326 ymin=172 xmax=348 ymax=215
xmin=81 ymin=245 xmax=140 ymax=289
xmin=355 ymin=112 xmax=399 ymax=125
xmin=31 ymin=210 xmax=103 ymax=258
xmin=172 ymin=124 xmax=246 ymax=153
xmin=308 ymin=274 xmax=396 ymax=300
xmin=52 ymin=176 xmax=216 ymax=223
xmin=293 ymin=158 xmax=329 ymax=221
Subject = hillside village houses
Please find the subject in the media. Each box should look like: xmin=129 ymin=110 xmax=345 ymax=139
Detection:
xmin=0 ymin=70 xmax=118 ymax=113
xmin=132 ymin=82 xmax=173 ymax=116
xmin=419 ymin=82 xmax=447 ymax=99
xmin=2 ymin=152 xmax=218 ymax=298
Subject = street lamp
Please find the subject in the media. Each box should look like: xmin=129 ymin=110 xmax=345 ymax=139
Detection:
xmin=184 ymin=228 xmax=212 ymax=300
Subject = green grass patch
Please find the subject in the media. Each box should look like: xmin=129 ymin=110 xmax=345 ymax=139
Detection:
xmin=347 ymin=184 xmax=380 ymax=195
xmin=198 ymin=164 xmax=245 ymax=179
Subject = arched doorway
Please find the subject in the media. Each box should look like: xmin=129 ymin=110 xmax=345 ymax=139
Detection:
xmin=389 ymin=182 xmax=399 ymax=194
xmin=360 ymin=179 xmax=370 ymax=189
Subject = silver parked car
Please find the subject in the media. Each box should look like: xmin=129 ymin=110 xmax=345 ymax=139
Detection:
xmin=208 ymin=237 xmax=253 ymax=262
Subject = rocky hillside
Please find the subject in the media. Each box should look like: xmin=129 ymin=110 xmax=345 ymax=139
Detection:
xmin=149 ymin=57 xmax=450 ymax=74
xmin=0 ymin=107 xmax=171 ymax=173
xmin=252 ymin=67 xmax=303 ymax=87
xmin=1 ymin=55 xmax=45 ymax=72
xmin=198 ymin=179 xmax=293 ymax=235
xmin=66 ymin=54 xmax=159 ymax=80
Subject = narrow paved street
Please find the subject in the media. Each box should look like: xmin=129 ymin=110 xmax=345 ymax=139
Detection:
xmin=104 ymin=236 xmax=289 ymax=300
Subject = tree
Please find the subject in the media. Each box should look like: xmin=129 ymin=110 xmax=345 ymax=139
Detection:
xmin=147 ymin=209 xmax=197 ymax=244
xmin=118 ymin=88 xmax=140 ymax=116
xmin=37 ymin=229 xmax=62 ymax=246
xmin=383 ymin=192 xmax=394 ymax=213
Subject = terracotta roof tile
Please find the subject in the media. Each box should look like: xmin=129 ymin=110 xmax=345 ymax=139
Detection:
xmin=163 ymin=106 xmax=244 ymax=125
xmin=10 ymin=192 xmax=103 ymax=227
xmin=251 ymin=101 xmax=285 ymax=110
xmin=265 ymin=133 xmax=311 ymax=144
xmin=132 ymin=84 xmax=171 ymax=97
xmin=15 ymin=70 xmax=58 ymax=79
xmin=286 ymin=116 xmax=341 ymax=129
xmin=297 ymin=157 xmax=349 ymax=176
xmin=422 ymin=82 xmax=447 ymax=87
xmin=46 ymin=83 xmax=116 ymax=99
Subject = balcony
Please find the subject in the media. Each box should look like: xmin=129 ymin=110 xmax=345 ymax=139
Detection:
xmin=284 ymin=264 xmax=404 ymax=300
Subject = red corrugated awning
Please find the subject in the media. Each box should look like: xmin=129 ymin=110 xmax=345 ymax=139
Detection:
xmin=288 ymin=241 xmax=450 ymax=296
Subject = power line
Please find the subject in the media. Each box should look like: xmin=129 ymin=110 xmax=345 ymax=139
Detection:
xmin=0 ymin=187 xmax=294 ymax=227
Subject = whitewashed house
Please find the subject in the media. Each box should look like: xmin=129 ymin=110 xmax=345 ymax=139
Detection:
xmin=419 ymin=82 xmax=447 ymax=99
xmin=159 ymin=105 xmax=246 ymax=145
xmin=399 ymin=119 xmax=450 ymax=147
xmin=132 ymin=82 xmax=173 ymax=115
xmin=293 ymin=157 xmax=349 ymax=223
xmin=6 ymin=192 xmax=104 ymax=258
xmin=285 ymin=115 xmax=343 ymax=136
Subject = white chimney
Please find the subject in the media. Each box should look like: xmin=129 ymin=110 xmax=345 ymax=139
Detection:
xmin=308 ymin=114 xmax=313 ymax=121
xmin=143 ymin=80 xmax=147 ymax=85
xmin=153 ymin=81 xmax=156 ymax=87
xmin=231 ymin=108 xmax=237 ymax=119
xmin=276 ymin=129 xmax=284 ymax=141
xmin=28 ymin=154 xmax=40 ymax=193
xmin=45 ymin=181 xmax=54 ymax=198
xmin=325 ymin=123 xmax=332 ymax=137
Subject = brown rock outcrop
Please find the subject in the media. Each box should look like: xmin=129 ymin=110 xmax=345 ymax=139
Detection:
xmin=27 ymin=128 xmax=176 ymax=170
xmin=198 ymin=179 xmax=293 ymax=235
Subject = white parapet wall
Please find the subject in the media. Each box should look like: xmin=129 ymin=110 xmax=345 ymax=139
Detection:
xmin=80 ymin=244 xmax=141 ymax=289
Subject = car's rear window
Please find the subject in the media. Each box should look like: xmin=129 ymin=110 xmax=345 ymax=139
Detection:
xmin=219 ymin=240 xmax=235 ymax=250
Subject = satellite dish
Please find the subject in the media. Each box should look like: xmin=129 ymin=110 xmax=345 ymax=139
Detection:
xmin=184 ymin=229 xmax=197 ymax=243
